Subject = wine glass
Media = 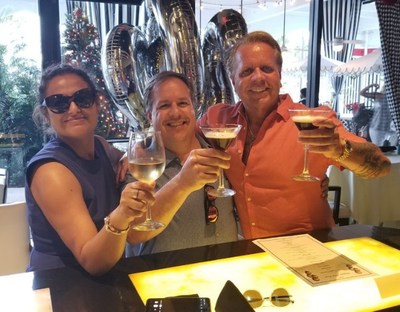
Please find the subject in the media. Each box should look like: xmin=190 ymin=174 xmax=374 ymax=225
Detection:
xmin=288 ymin=109 xmax=331 ymax=182
xmin=127 ymin=129 xmax=166 ymax=231
xmin=200 ymin=124 xmax=242 ymax=197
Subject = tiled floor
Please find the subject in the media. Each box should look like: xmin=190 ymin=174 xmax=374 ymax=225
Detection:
xmin=6 ymin=187 xmax=25 ymax=203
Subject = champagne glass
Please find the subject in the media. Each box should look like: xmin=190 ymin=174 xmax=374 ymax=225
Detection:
xmin=200 ymin=124 xmax=242 ymax=197
xmin=288 ymin=109 xmax=331 ymax=182
xmin=127 ymin=129 xmax=166 ymax=231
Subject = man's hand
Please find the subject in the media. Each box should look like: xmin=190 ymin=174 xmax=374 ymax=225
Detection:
xmin=115 ymin=153 xmax=128 ymax=184
xmin=320 ymin=175 xmax=330 ymax=199
xmin=297 ymin=117 xmax=344 ymax=160
xmin=177 ymin=148 xmax=231 ymax=192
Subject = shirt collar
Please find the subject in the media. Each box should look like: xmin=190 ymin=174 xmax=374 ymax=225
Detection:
xmin=237 ymin=94 xmax=294 ymax=123
xmin=277 ymin=94 xmax=296 ymax=122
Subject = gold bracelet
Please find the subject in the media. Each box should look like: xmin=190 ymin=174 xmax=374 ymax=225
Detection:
xmin=104 ymin=215 xmax=129 ymax=235
xmin=335 ymin=139 xmax=353 ymax=162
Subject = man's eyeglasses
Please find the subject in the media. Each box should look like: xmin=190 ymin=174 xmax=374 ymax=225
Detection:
xmin=41 ymin=88 xmax=97 ymax=114
xmin=204 ymin=185 xmax=219 ymax=224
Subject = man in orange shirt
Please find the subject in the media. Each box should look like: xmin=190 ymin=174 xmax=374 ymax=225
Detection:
xmin=198 ymin=31 xmax=390 ymax=239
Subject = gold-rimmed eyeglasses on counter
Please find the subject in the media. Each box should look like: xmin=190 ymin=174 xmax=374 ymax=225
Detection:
xmin=243 ymin=288 xmax=294 ymax=308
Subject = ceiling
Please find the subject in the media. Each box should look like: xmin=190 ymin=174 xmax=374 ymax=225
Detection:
xmin=1 ymin=0 xmax=380 ymax=55
xmin=195 ymin=0 xmax=380 ymax=49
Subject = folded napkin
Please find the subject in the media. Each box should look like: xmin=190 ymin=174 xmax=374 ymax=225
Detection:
xmin=215 ymin=280 xmax=255 ymax=312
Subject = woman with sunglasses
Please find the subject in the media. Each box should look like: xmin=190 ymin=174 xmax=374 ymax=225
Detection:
xmin=25 ymin=64 xmax=154 ymax=275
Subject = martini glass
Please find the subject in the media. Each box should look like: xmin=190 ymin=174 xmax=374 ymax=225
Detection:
xmin=288 ymin=109 xmax=331 ymax=182
xmin=200 ymin=124 xmax=242 ymax=197
xmin=127 ymin=129 xmax=166 ymax=231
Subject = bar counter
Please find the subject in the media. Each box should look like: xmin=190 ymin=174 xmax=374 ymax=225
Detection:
xmin=1 ymin=224 xmax=400 ymax=312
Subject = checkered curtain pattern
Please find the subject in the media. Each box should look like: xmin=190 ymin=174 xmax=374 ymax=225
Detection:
xmin=322 ymin=0 xmax=363 ymax=112
xmin=375 ymin=0 xmax=400 ymax=142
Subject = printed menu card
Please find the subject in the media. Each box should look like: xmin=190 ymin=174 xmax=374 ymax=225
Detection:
xmin=253 ymin=234 xmax=374 ymax=286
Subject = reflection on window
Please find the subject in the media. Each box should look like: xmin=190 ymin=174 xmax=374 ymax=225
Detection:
xmin=0 ymin=0 xmax=42 ymax=187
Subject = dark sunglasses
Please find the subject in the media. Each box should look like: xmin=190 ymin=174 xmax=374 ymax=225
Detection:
xmin=41 ymin=88 xmax=97 ymax=114
xmin=204 ymin=185 xmax=219 ymax=224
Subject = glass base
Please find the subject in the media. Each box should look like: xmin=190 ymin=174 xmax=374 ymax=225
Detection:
xmin=208 ymin=187 xmax=236 ymax=197
xmin=131 ymin=220 xmax=165 ymax=231
xmin=293 ymin=174 xmax=320 ymax=182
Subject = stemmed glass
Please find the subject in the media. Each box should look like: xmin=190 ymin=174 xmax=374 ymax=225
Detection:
xmin=127 ymin=129 xmax=166 ymax=231
xmin=288 ymin=109 xmax=331 ymax=182
xmin=200 ymin=124 xmax=242 ymax=197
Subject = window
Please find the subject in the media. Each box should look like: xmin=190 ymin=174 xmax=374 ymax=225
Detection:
xmin=0 ymin=0 xmax=41 ymax=187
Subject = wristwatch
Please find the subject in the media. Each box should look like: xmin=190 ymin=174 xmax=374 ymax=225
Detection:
xmin=335 ymin=139 xmax=353 ymax=162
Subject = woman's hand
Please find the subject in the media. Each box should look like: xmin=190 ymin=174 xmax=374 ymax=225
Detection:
xmin=111 ymin=181 xmax=156 ymax=228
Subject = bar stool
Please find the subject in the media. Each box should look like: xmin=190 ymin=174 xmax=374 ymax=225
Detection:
xmin=0 ymin=201 xmax=30 ymax=275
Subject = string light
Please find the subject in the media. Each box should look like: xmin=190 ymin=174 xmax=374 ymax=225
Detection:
xmin=199 ymin=0 xmax=292 ymax=11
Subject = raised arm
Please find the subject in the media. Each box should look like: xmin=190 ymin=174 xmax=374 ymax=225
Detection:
xmin=332 ymin=140 xmax=391 ymax=178
xmin=127 ymin=148 xmax=231 ymax=243
xmin=30 ymin=162 xmax=153 ymax=275
xmin=299 ymin=115 xmax=391 ymax=179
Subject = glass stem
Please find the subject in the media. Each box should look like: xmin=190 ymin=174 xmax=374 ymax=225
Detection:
xmin=145 ymin=202 xmax=152 ymax=222
xmin=302 ymin=145 xmax=311 ymax=176
xmin=218 ymin=167 xmax=225 ymax=190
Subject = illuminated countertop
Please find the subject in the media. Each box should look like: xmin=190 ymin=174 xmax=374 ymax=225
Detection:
xmin=130 ymin=237 xmax=400 ymax=311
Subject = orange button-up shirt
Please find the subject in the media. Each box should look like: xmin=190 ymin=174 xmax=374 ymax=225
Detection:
xmin=198 ymin=95 xmax=366 ymax=239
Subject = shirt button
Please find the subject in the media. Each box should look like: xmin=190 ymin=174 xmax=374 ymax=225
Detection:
xmin=245 ymin=173 xmax=249 ymax=177
xmin=247 ymin=197 xmax=251 ymax=202
xmin=251 ymin=222 xmax=256 ymax=226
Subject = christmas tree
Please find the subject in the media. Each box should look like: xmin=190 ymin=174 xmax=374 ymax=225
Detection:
xmin=63 ymin=7 xmax=127 ymax=138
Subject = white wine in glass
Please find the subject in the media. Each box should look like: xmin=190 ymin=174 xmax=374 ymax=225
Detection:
xmin=127 ymin=130 xmax=166 ymax=231
xmin=288 ymin=109 xmax=331 ymax=182
xmin=200 ymin=124 xmax=242 ymax=197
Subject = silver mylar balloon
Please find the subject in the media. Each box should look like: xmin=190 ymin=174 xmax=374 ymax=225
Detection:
xmin=101 ymin=23 xmax=149 ymax=130
xmin=201 ymin=9 xmax=247 ymax=115
xmin=131 ymin=26 xmax=150 ymax=101
xmin=145 ymin=11 xmax=159 ymax=43
xmin=214 ymin=9 xmax=248 ymax=52
xmin=146 ymin=36 xmax=170 ymax=77
xmin=150 ymin=0 xmax=205 ymax=116
xmin=143 ymin=4 xmax=170 ymax=77
xmin=202 ymin=22 xmax=234 ymax=116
